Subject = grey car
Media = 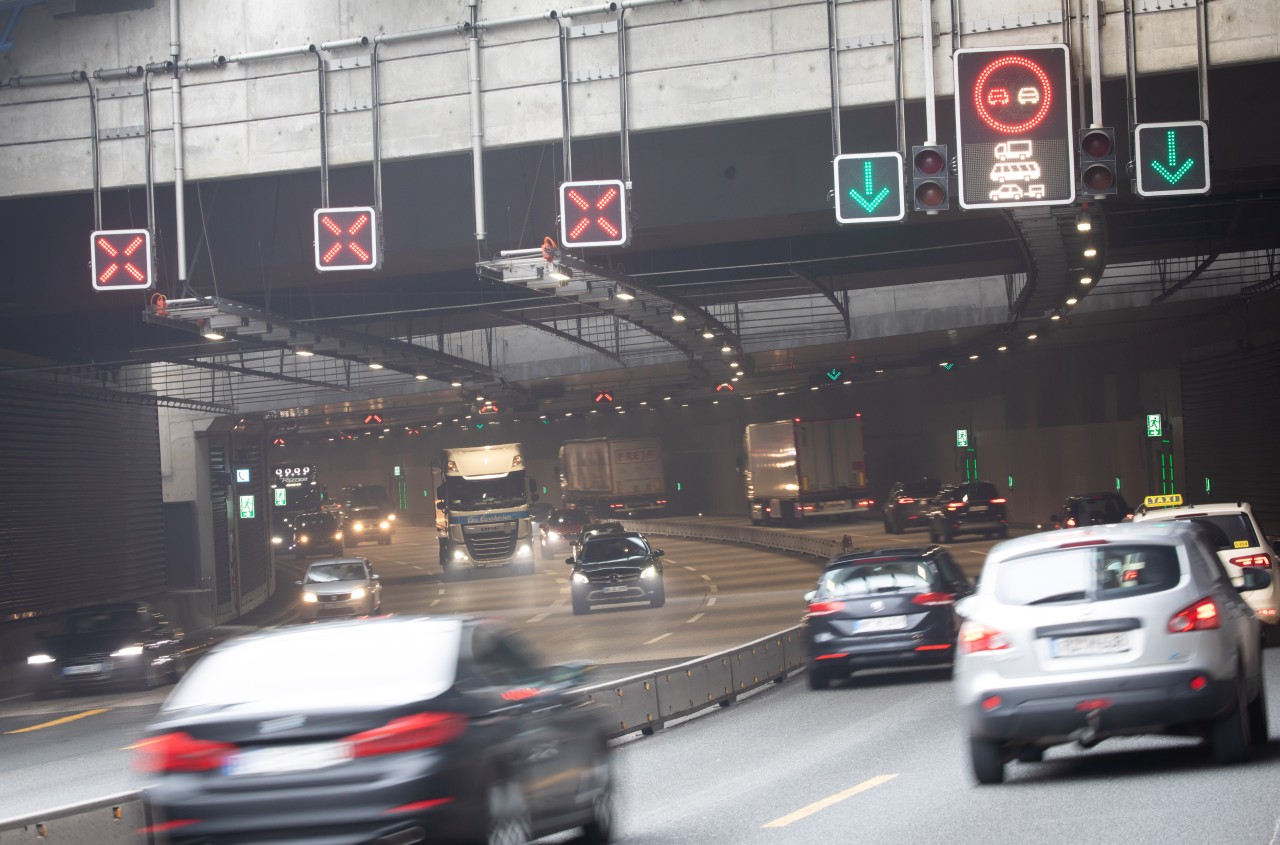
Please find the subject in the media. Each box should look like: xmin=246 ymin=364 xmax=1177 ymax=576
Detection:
xmin=954 ymin=520 xmax=1269 ymax=784
xmin=297 ymin=557 xmax=382 ymax=621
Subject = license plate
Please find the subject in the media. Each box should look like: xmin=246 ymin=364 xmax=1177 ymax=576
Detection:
xmin=63 ymin=664 xmax=103 ymax=676
xmin=855 ymin=615 xmax=907 ymax=633
xmin=602 ymin=585 xmax=629 ymax=593
xmin=1052 ymin=632 xmax=1130 ymax=657
xmin=226 ymin=742 xmax=350 ymax=776
xmin=970 ymin=504 xmax=988 ymax=512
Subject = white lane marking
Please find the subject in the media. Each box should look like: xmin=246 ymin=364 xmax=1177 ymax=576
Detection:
xmin=762 ymin=774 xmax=898 ymax=828
xmin=412 ymin=565 xmax=424 ymax=570
xmin=644 ymin=633 xmax=673 ymax=645
xmin=527 ymin=612 xmax=549 ymax=623
xmin=683 ymin=565 xmax=698 ymax=572
xmin=687 ymin=613 xmax=704 ymax=624
xmin=429 ymin=599 xmax=441 ymax=607
xmin=707 ymin=596 xmax=717 ymax=607
xmin=437 ymin=588 xmax=446 ymax=595
xmin=699 ymin=573 xmax=711 ymax=581
xmin=710 ymin=584 xmax=718 ymax=593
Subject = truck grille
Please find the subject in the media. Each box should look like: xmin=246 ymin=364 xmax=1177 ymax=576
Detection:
xmin=465 ymin=533 xmax=516 ymax=562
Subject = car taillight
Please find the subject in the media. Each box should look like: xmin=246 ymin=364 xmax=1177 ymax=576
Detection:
xmin=897 ymin=497 xmax=916 ymax=504
xmin=134 ymin=732 xmax=236 ymax=773
xmin=346 ymin=713 xmax=468 ymax=759
xmin=1169 ymin=596 xmax=1221 ymax=633
xmin=912 ymin=592 xmax=957 ymax=606
xmin=1230 ymin=554 xmax=1270 ymax=568
xmin=807 ymin=600 xmax=846 ymax=617
xmin=989 ymin=498 xmax=1007 ymax=504
xmin=1065 ymin=517 xmax=1077 ymax=527
xmin=959 ymin=621 xmax=1010 ymax=653
xmin=857 ymin=499 xmax=875 ymax=507
xmin=946 ymin=502 xmax=964 ymax=511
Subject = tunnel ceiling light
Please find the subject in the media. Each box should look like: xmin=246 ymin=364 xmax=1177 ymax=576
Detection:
xmin=1083 ymin=246 xmax=1098 ymax=258
xmin=997 ymin=345 xmax=1008 ymax=352
xmin=368 ymin=361 xmax=384 ymax=370
xmin=615 ymin=287 xmax=635 ymax=301
xmin=1050 ymin=312 xmax=1062 ymax=321
xmin=1066 ymin=297 xmax=1078 ymax=306
xmin=721 ymin=344 xmax=732 ymax=354
xmin=1080 ymin=275 xmax=1093 ymax=285
xmin=702 ymin=328 xmax=716 ymax=339
xmin=415 ymin=373 xmax=428 ymax=380
xmin=671 ymin=310 xmax=686 ymax=322
xmin=969 ymin=354 xmax=979 ymax=360
xmin=451 ymin=380 xmax=463 ymax=387
xmin=1028 ymin=333 xmax=1038 ymax=340
xmin=548 ymin=264 xmax=572 ymax=282
xmin=294 ymin=346 xmax=315 ymax=357
xmin=1076 ymin=211 xmax=1092 ymax=232
xmin=202 ymin=329 xmax=225 ymax=341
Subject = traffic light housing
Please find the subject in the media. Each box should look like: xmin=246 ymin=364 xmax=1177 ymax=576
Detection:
xmin=833 ymin=152 xmax=905 ymax=224
xmin=314 ymin=207 xmax=380 ymax=271
xmin=91 ymin=229 xmax=153 ymax=291
xmin=559 ymin=179 xmax=629 ymax=248
xmin=1134 ymin=121 xmax=1210 ymax=197
xmin=911 ymin=145 xmax=950 ymax=212
xmin=1078 ymin=127 xmax=1118 ymax=196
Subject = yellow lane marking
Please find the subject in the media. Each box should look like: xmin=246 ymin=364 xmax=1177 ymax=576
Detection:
xmin=6 ymin=708 xmax=111 ymax=735
xmin=762 ymin=774 xmax=898 ymax=828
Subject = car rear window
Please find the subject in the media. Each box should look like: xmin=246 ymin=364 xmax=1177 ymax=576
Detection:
xmin=963 ymin=483 xmax=999 ymax=501
xmin=1071 ymin=495 xmax=1129 ymax=524
xmin=819 ymin=559 xmax=934 ymax=597
xmin=994 ymin=544 xmax=1182 ymax=605
xmin=1176 ymin=513 xmax=1259 ymax=549
xmin=899 ymin=481 xmax=940 ymax=498
xmin=162 ymin=619 xmax=461 ymax=714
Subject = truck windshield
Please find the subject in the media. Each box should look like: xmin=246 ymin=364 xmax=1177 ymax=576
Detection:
xmin=446 ymin=471 xmax=527 ymax=511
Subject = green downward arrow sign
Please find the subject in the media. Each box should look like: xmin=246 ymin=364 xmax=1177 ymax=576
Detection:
xmin=1150 ymin=129 xmax=1195 ymax=184
xmin=849 ymin=161 xmax=890 ymax=212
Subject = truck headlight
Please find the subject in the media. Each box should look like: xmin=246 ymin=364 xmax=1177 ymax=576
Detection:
xmin=111 ymin=645 xmax=145 ymax=657
xmin=298 ymin=534 xmax=310 ymax=544
xmin=517 ymin=543 xmax=532 ymax=558
xmin=27 ymin=654 xmax=55 ymax=665
xmin=379 ymin=521 xmax=390 ymax=530
xmin=272 ymin=536 xmax=283 ymax=545
xmin=546 ymin=531 xmax=560 ymax=541
xmin=571 ymin=572 xmax=590 ymax=585
xmin=454 ymin=549 xmax=468 ymax=561
xmin=303 ymin=592 xmax=318 ymax=603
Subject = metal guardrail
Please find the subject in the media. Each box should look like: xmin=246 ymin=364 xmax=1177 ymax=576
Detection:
xmin=0 ymin=519 xmax=830 ymax=842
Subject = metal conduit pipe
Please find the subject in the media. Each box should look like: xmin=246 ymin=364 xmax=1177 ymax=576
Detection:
xmin=229 ymin=43 xmax=317 ymax=64
xmin=618 ymin=7 xmax=631 ymax=180
xmin=560 ymin=2 xmax=618 ymax=18
xmin=92 ymin=65 xmax=143 ymax=80
xmin=84 ymin=74 xmax=102 ymax=229
xmin=473 ymin=13 xmax=556 ymax=31
xmin=374 ymin=23 xmax=467 ymax=44
xmin=1074 ymin=0 xmax=1086 ymax=128
xmin=1124 ymin=0 xmax=1138 ymax=127
xmin=371 ymin=42 xmax=383 ymax=212
xmin=950 ymin=0 xmax=959 ymax=53
xmin=321 ymin=36 xmax=370 ymax=51
xmin=467 ymin=1 xmax=486 ymax=248
xmin=315 ymin=50 xmax=329 ymax=207
xmin=1087 ymin=0 xmax=1103 ymax=126
xmin=558 ymin=17 xmax=572 ymax=182
xmin=893 ymin=0 xmax=904 ymax=156
xmin=1195 ymin=0 xmax=1209 ymax=122
xmin=6 ymin=70 xmax=87 ymax=86
xmin=181 ymin=55 xmax=226 ymax=71
xmin=170 ymin=0 xmax=190 ymax=290
xmin=921 ymin=0 xmax=936 ymax=144
xmin=827 ymin=0 xmax=841 ymax=159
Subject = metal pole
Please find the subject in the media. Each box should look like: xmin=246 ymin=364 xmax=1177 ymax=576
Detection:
xmin=618 ymin=8 xmax=632 ymax=181
xmin=559 ymin=19 xmax=573 ymax=182
xmin=467 ymin=1 xmax=487 ymax=247
xmin=1075 ymin=0 xmax=1086 ymax=129
xmin=893 ymin=0 xmax=904 ymax=155
xmin=170 ymin=0 xmax=189 ymax=290
xmin=950 ymin=0 xmax=960 ymax=53
xmin=1124 ymin=0 xmax=1138 ymax=127
xmin=1195 ymin=0 xmax=1210 ymax=122
xmin=84 ymin=75 xmax=102 ymax=229
xmin=921 ymin=0 xmax=936 ymax=144
xmin=371 ymin=42 xmax=383 ymax=213
xmin=1087 ymin=0 xmax=1104 ymax=126
xmin=316 ymin=51 xmax=329 ymax=207
xmin=827 ymin=0 xmax=842 ymax=159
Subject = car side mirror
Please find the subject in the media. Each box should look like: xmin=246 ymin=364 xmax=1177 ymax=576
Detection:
xmin=294 ymin=580 xmax=303 ymax=586
xmin=803 ymin=590 xmax=816 ymax=603
xmin=436 ymin=500 xmax=446 ymax=510
xmin=654 ymin=549 xmax=664 ymax=557
xmin=565 ymin=557 xmax=576 ymax=566
xmin=371 ymin=573 xmax=380 ymax=581
xmin=1239 ymin=568 xmax=1272 ymax=593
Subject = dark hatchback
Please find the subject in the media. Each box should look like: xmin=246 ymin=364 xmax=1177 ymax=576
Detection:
xmin=27 ymin=602 xmax=186 ymax=696
xmin=539 ymin=508 xmax=593 ymax=560
xmin=276 ymin=510 xmax=345 ymax=558
xmin=927 ymin=481 xmax=1009 ymax=542
xmin=569 ymin=532 xmax=666 ymax=614
xmin=882 ymin=478 xmax=942 ymax=534
xmin=138 ymin=616 xmax=615 ymax=845
xmin=1051 ymin=492 xmax=1132 ymax=529
xmin=803 ymin=547 xmax=973 ymax=690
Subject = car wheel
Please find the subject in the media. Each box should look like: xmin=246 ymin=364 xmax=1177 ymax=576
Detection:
xmin=997 ymin=526 xmax=1009 ymax=539
xmin=1247 ymin=674 xmax=1269 ymax=747
xmin=928 ymin=525 xmax=940 ymax=544
xmin=883 ymin=519 xmax=894 ymax=534
xmin=969 ymin=737 xmax=1005 ymax=784
xmin=578 ymin=753 xmax=615 ymax=844
xmin=1210 ymin=676 xmax=1252 ymax=764
xmin=943 ymin=526 xmax=955 ymax=543
xmin=649 ymin=584 xmax=666 ymax=609
xmin=572 ymin=592 xmax=589 ymax=615
xmin=807 ymin=666 xmax=830 ymax=690
xmin=475 ymin=777 xmax=530 ymax=845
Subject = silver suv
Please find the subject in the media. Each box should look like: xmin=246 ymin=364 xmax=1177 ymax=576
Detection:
xmin=954 ymin=521 xmax=1270 ymax=784
xmin=1130 ymin=497 xmax=1280 ymax=646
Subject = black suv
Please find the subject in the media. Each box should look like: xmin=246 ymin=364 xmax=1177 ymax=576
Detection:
xmin=926 ymin=481 xmax=1008 ymax=542
xmin=1050 ymin=492 xmax=1131 ymax=529
xmin=882 ymin=478 xmax=942 ymax=534
xmin=283 ymin=510 xmax=345 ymax=558
xmin=569 ymin=531 xmax=665 ymax=614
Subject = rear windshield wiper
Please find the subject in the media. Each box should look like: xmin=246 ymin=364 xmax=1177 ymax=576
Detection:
xmin=1028 ymin=590 xmax=1088 ymax=605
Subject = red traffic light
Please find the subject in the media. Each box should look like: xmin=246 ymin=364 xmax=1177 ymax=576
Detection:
xmin=91 ymin=229 xmax=153 ymax=291
xmin=914 ymin=148 xmax=946 ymax=176
xmin=911 ymin=145 xmax=950 ymax=211
xmin=559 ymin=180 xmax=628 ymax=248
xmin=1078 ymin=127 xmax=1118 ymax=196
xmin=314 ymin=207 xmax=379 ymax=271
xmin=1080 ymin=129 xmax=1113 ymax=158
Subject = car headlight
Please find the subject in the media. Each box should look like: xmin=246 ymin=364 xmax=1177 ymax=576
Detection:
xmin=303 ymin=592 xmax=318 ymax=603
xmin=350 ymin=587 xmax=367 ymax=601
xmin=111 ymin=645 xmax=145 ymax=657
xmin=641 ymin=565 xmax=658 ymax=579
xmin=334 ymin=532 xmax=343 ymax=540
xmin=547 ymin=531 xmax=560 ymax=541
xmin=379 ymin=521 xmax=390 ymax=530
xmin=27 ymin=654 xmax=55 ymax=665
xmin=387 ymin=513 xmax=396 ymax=522
xmin=353 ymin=522 xmax=364 ymax=532
xmin=299 ymin=534 xmax=310 ymax=544
xmin=272 ymin=536 xmax=283 ymax=545
xmin=571 ymin=572 xmax=590 ymax=584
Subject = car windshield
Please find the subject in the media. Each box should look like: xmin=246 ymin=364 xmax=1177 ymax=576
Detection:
xmin=162 ymin=619 xmax=461 ymax=714
xmin=66 ymin=608 xmax=141 ymax=635
xmin=819 ymin=559 xmax=933 ymax=597
xmin=580 ymin=537 xmax=648 ymax=563
xmin=995 ymin=544 xmax=1182 ymax=605
xmin=445 ymin=472 xmax=527 ymax=511
xmin=306 ymin=562 xmax=368 ymax=583
xmin=296 ymin=514 xmax=332 ymax=530
xmin=344 ymin=487 xmax=388 ymax=508
xmin=1176 ymin=513 xmax=1259 ymax=549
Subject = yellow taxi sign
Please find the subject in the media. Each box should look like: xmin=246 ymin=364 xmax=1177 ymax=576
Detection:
xmin=1143 ymin=494 xmax=1183 ymax=508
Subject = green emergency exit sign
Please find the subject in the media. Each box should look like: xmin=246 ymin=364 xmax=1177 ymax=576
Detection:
xmin=239 ymin=495 xmax=256 ymax=519
xmin=1146 ymin=414 xmax=1162 ymax=437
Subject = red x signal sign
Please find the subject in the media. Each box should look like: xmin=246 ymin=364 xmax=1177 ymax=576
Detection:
xmin=559 ymin=180 xmax=628 ymax=248
xmin=314 ymin=207 xmax=379 ymax=271
xmin=91 ymin=229 xmax=152 ymax=291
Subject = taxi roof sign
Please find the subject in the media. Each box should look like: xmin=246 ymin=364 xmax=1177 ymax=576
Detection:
xmin=1142 ymin=494 xmax=1183 ymax=508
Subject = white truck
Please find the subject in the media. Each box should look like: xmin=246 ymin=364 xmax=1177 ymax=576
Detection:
xmin=558 ymin=437 xmax=667 ymax=517
xmin=433 ymin=443 xmax=535 ymax=580
xmin=744 ymin=417 xmax=873 ymax=527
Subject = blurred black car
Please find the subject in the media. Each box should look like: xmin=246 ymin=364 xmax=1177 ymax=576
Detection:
xmin=539 ymin=508 xmax=593 ymax=560
xmin=1050 ymin=491 xmax=1132 ymax=529
xmin=882 ymin=478 xmax=942 ymax=534
xmin=569 ymin=532 xmax=666 ymax=614
xmin=27 ymin=602 xmax=186 ymax=696
xmin=340 ymin=484 xmax=396 ymax=546
xmin=578 ymin=521 xmax=627 ymax=545
xmin=803 ymin=546 xmax=973 ymax=690
xmin=926 ymin=481 xmax=1009 ymax=542
xmin=275 ymin=510 xmax=344 ymax=558
xmin=138 ymin=616 xmax=615 ymax=845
